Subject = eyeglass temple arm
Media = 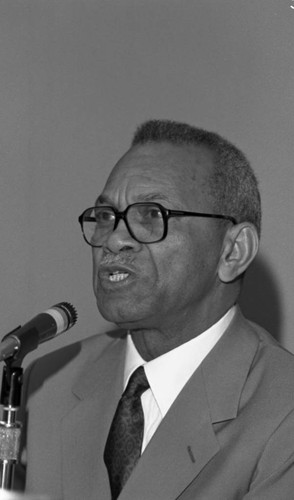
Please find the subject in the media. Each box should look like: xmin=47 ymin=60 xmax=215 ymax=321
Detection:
xmin=167 ymin=210 xmax=237 ymax=224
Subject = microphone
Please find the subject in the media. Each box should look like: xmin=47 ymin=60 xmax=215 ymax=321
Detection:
xmin=0 ymin=302 xmax=78 ymax=362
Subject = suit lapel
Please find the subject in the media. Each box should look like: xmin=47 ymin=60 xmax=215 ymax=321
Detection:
xmin=202 ymin=308 xmax=259 ymax=423
xmin=61 ymin=335 xmax=127 ymax=500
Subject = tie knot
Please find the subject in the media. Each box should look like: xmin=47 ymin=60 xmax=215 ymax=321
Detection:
xmin=124 ymin=366 xmax=149 ymax=399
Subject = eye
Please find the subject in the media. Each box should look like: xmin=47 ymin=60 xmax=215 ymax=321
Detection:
xmin=94 ymin=207 xmax=115 ymax=224
xmin=138 ymin=205 xmax=163 ymax=221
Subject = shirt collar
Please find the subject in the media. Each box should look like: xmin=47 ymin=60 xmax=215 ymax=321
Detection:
xmin=124 ymin=306 xmax=236 ymax=417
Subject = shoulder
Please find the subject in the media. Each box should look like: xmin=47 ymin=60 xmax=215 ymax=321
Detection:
xmin=24 ymin=329 xmax=127 ymax=398
xmin=231 ymin=307 xmax=294 ymax=359
xmin=210 ymin=308 xmax=294 ymax=401
xmin=245 ymin=315 xmax=294 ymax=368
xmin=234 ymin=310 xmax=294 ymax=397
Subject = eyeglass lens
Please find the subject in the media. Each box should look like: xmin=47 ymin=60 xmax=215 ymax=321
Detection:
xmin=82 ymin=204 xmax=165 ymax=246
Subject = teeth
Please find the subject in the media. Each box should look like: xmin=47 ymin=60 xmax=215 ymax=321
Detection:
xmin=109 ymin=272 xmax=129 ymax=282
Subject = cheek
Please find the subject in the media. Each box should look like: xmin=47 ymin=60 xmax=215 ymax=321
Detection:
xmin=152 ymin=235 xmax=196 ymax=291
xmin=155 ymin=230 xmax=220 ymax=295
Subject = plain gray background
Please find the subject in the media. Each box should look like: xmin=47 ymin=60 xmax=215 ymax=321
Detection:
xmin=0 ymin=0 xmax=293 ymax=366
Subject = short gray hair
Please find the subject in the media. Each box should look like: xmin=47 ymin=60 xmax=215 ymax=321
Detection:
xmin=132 ymin=119 xmax=261 ymax=237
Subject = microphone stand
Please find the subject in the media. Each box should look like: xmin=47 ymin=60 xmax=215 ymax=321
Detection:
xmin=0 ymin=303 xmax=77 ymax=491
xmin=0 ymin=357 xmax=23 ymax=490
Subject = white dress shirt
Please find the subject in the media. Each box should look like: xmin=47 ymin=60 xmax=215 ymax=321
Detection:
xmin=124 ymin=306 xmax=236 ymax=452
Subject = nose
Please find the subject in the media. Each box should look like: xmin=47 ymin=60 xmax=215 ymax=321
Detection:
xmin=103 ymin=218 xmax=142 ymax=253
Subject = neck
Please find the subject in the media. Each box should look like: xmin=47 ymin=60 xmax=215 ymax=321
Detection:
xmin=130 ymin=328 xmax=182 ymax=361
xmin=130 ymin=303 xmax=235 ymax=361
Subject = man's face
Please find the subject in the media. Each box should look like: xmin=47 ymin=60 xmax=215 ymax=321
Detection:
xmin=92 ymin=142 xmax=226 ymax=332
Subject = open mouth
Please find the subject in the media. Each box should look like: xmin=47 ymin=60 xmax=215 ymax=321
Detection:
xmin=108 ymin=271 xmax=130 ymax=282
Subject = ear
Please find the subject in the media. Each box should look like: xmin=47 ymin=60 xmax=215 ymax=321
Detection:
xmin=218 ymin=223 xmax=259 ymax=283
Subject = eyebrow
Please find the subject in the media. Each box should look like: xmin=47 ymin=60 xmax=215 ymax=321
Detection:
xmin=136 ymin=192 xmax=171 ymax=203
xmin=96 ymin=194 xmax=111 ymax=205
xmin=95 ymin=192 xmax=171 ymax=206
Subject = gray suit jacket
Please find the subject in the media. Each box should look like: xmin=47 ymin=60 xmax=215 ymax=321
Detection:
xmin=22 ymin=308 xmax=294 ymax=499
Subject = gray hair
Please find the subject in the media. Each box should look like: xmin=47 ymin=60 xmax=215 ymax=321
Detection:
xmin=132 ymin=119 xmax=261 ymax=237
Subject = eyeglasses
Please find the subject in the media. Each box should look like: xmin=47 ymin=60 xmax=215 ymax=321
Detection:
xmin=78 ymin=202 xmax=237 ymax=247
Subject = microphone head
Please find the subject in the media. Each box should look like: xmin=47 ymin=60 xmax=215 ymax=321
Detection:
xmin=0 ymin=302 xmax=78 ymax=363
xmin=53 ymin=302 xmax=78 ymax=330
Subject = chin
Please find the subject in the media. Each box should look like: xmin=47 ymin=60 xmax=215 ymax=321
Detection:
xmin=97 ymin=301 xmax=138 ymax=327
xmin=98 ymin=306 xmax=150 ymax=330
xmin=95 ymin=290 xmax=160 ymax=328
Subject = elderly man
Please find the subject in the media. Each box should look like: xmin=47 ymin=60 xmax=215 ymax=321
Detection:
xmin=22 ymin=120 xmax=294 ymax=499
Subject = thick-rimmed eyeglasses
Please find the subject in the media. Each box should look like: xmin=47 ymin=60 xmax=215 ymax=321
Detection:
xmin=78 ymin=202 xmax=237 ymax=247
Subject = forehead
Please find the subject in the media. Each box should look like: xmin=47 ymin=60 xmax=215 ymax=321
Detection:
xmin=101 ymin=142 xmax=215 ymax=207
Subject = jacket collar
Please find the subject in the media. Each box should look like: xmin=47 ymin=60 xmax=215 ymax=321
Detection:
xmin=202 ymin=306 xmax=258 ymax=423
